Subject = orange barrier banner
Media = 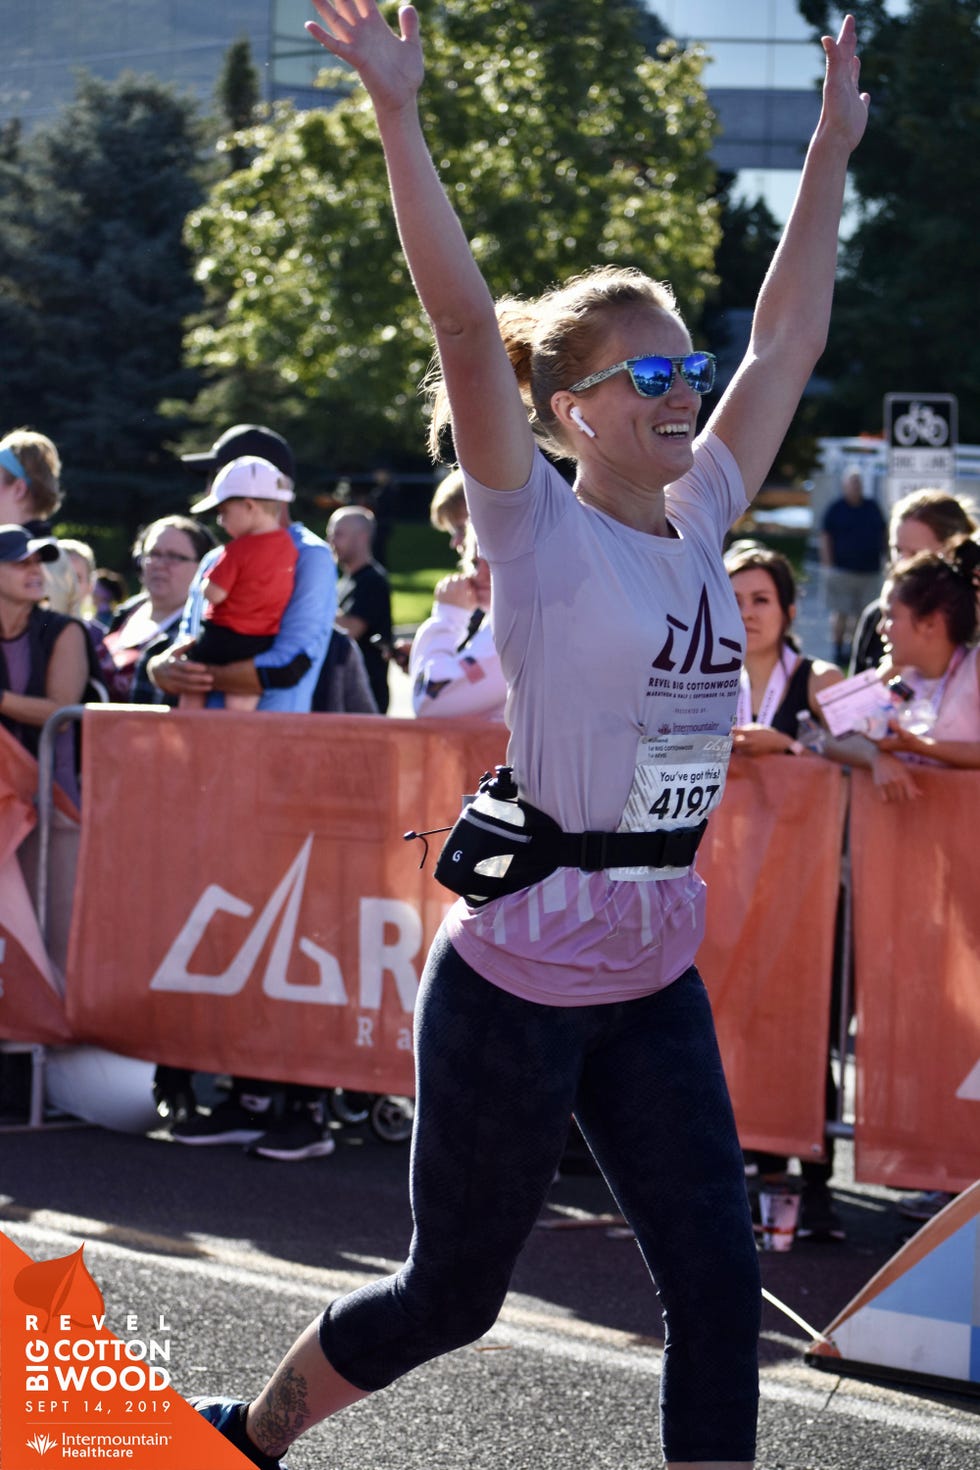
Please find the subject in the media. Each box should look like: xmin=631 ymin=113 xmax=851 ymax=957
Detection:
xmin=67 ymin=711 xmax=847 ymax=1154
xmin=0 ymin=729 xmax=74 ymax=1045
xmin=850 ymin=767 xmax=980 ymax=1193
xmin=697 ymin=754 xmax=847 ymax=1160
xmin=66 ymin=709 xmax=505 ymax=1093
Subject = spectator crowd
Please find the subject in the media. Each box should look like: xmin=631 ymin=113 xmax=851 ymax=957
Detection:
xmin=2 ymin=419 xmax=978 ymax=1217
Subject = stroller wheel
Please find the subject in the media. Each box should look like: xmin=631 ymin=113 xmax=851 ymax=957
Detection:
xmin=369 ymin=1094 xmax=414 ymax=1144
xmin=329 ymin=1088 xmax=371 ymax=1126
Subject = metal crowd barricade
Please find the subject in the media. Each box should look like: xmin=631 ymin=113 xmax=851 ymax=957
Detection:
xmin=826 ymin=789 xmax=856 ymax=1146
xmin=0 ymin=705 xmax=86 ymax=1129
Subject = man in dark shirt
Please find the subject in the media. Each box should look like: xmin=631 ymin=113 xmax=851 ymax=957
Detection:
xmin=819 ymin=469 xmax=886 ymax=663
xmin=327 ymin=506 xmax=393 ymax=713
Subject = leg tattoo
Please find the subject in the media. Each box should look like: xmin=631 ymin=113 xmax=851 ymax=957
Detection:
xmin=249 ymin=1368 xmax=310 ymax=1457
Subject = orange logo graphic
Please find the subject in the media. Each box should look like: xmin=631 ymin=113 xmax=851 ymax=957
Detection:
xmin=1 ymin=1229 xmax=252 ymax=1468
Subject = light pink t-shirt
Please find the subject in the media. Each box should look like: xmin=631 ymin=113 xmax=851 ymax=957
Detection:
xmin=902 ymin=644 xmax=980 ymax=746
xmin=445 ymin=431 xmax=748 ymax=1005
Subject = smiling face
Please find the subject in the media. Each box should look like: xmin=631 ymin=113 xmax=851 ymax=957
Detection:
xmin=565 ymin=306 xmax=702 ymax=487
xmin=730 ymin=566 xmax=794 ymax=657
xmin=0 ymin=552 xmax=48 ymax=606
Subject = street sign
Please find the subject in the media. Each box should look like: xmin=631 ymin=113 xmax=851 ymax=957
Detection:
xmin=883 ymin=393 xmax=957 ymax=509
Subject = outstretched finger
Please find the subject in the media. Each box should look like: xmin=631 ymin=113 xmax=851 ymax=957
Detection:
xmin=398 ymin=4 xmax=419 ymax=43
xmin=307 ymin=0 xmax=355 ymax=50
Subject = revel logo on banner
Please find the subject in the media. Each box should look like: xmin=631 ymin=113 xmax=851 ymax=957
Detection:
xmin=148 ymin=833 xmax=421 ymax=1015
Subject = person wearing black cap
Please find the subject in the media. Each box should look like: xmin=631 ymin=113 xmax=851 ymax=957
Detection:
xmin=0 ymin=525 xmax=90 ymax=804
xmin=149 ymin=424 xmax=336 ymax=713
xmin=148 ymin=426 xmax=338 ymax=1160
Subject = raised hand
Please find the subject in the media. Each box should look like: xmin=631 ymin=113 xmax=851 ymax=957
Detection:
xmin=306 ymin=0 xmax=423 ymax=115
xmin=819 ymin=12 xmax=870 ymax=153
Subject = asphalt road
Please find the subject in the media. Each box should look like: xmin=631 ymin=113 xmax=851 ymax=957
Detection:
xmin=2 ymin=1114 xmax=978 ymax=1470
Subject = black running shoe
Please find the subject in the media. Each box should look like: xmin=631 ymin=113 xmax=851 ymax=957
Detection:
xmin=189 ymin=1396 xmax=289 ymax=1470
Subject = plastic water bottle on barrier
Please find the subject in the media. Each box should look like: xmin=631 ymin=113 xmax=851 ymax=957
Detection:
xmin=887 ymin=677 xmax=936 ymax=736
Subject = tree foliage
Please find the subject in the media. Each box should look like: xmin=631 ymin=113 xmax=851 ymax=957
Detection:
xmin=215 ymin=38 xmax=261 ymax=174
xmin=0 ymin=72 xmax=207 ymax=527
xmin=798 ymin=0 xmax=980 ymax=440
xmin=182 ymin=0 xmax=720 ymax=474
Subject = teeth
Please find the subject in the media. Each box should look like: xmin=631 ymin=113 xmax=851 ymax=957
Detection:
xmin=655 ymin=424 xmax=688 ymax=437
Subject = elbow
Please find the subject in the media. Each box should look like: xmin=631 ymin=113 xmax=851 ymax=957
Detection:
xmin=806 ymin=325 xmax=830 ymax=368
xmin=430 ymin=298 xmax=500 ymax=343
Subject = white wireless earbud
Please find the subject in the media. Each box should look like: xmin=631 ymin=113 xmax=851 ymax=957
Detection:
xmin=569 ymin=406 xmax=596 ymax=438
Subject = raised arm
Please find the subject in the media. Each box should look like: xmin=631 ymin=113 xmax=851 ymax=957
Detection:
xmin=307 ymin=1 xmax=534 ymax=488
xmin=706 ymin=14 xmax=869 ymax=499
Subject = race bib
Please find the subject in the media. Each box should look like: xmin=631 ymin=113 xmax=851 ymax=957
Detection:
xmin=612 ymin=731 xmax=733 ymax=881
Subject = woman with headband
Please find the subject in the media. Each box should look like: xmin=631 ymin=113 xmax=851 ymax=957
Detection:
xmin=0 ymin=429 xmax=63 ymax=534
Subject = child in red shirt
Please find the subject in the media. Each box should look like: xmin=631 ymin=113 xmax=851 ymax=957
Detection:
xmin=183 ymin=456 xmax=298 ymax=710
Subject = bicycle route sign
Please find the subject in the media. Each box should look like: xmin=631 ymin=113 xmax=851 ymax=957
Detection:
xmin=884 ymin=392 xmax=957 ymax=504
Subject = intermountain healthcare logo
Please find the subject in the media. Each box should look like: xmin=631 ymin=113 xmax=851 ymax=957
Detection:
xmin=25 ymin=1430 xmax=174 ymax=1460
xmin=26 ymin=1432 xmax=58 ymax=1455
xmin=0 ymin=1230 xmax=251 ymax=1468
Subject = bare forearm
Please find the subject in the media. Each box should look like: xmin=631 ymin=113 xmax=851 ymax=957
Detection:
xmin=822 ymin=732 xmax=876 ymax=769
xmin=208 ymin=659 xmax=263 ymax=697
xmin=203 ymin=580 xmax=227 ymax=606
xmin=0 ymin=688 xmax=73 ymax=728
xmin=376 ymin=102 xmax=496 ymax=340
xmin=882 ymin=735 xmax=980 ymax=770
xmin=924 ymin=740 xmax=980 ymax=769
xmin=751 ymin=126 xmax=850 ymax=362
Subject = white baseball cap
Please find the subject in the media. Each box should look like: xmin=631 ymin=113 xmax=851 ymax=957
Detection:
xmin=190 ymin=455 xmax=295 ymax=514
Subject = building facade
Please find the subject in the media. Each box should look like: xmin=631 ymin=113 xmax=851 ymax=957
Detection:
xmin=2 ymin=1 xmax=839 ymax=220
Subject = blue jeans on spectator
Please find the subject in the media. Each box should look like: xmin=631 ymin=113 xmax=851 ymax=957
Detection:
xmin=318 ymin=928 xmax=760 ymax=1463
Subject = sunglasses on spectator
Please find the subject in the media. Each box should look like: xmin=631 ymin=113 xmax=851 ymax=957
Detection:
xmin=568 ymin=351 xmax=716 ymax=398
xmin=140 ymin=550 xmax=198 ymax=565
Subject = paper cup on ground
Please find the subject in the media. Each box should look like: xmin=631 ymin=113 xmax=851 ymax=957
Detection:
xmin=759 ymin=1181 xmax=802 ymax=1251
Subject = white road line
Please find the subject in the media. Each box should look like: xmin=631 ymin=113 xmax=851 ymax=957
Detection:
xmin=4 ymin=1212 xmax=979 ymax=1446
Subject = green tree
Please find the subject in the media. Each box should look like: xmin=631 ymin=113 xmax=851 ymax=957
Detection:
xmin=0 ymin=72 xmax=206 ymax=528
xmin=182 ymin=0 xmax=719 ymax=476
xmin=215 ymin=37 xmax=261 ymax=174
xmin=798 ymin=0 xmax=980 ymax=440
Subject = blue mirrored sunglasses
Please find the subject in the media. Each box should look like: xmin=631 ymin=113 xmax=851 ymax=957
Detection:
xmin=569 ymin=351 xmax=716 ymax=398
